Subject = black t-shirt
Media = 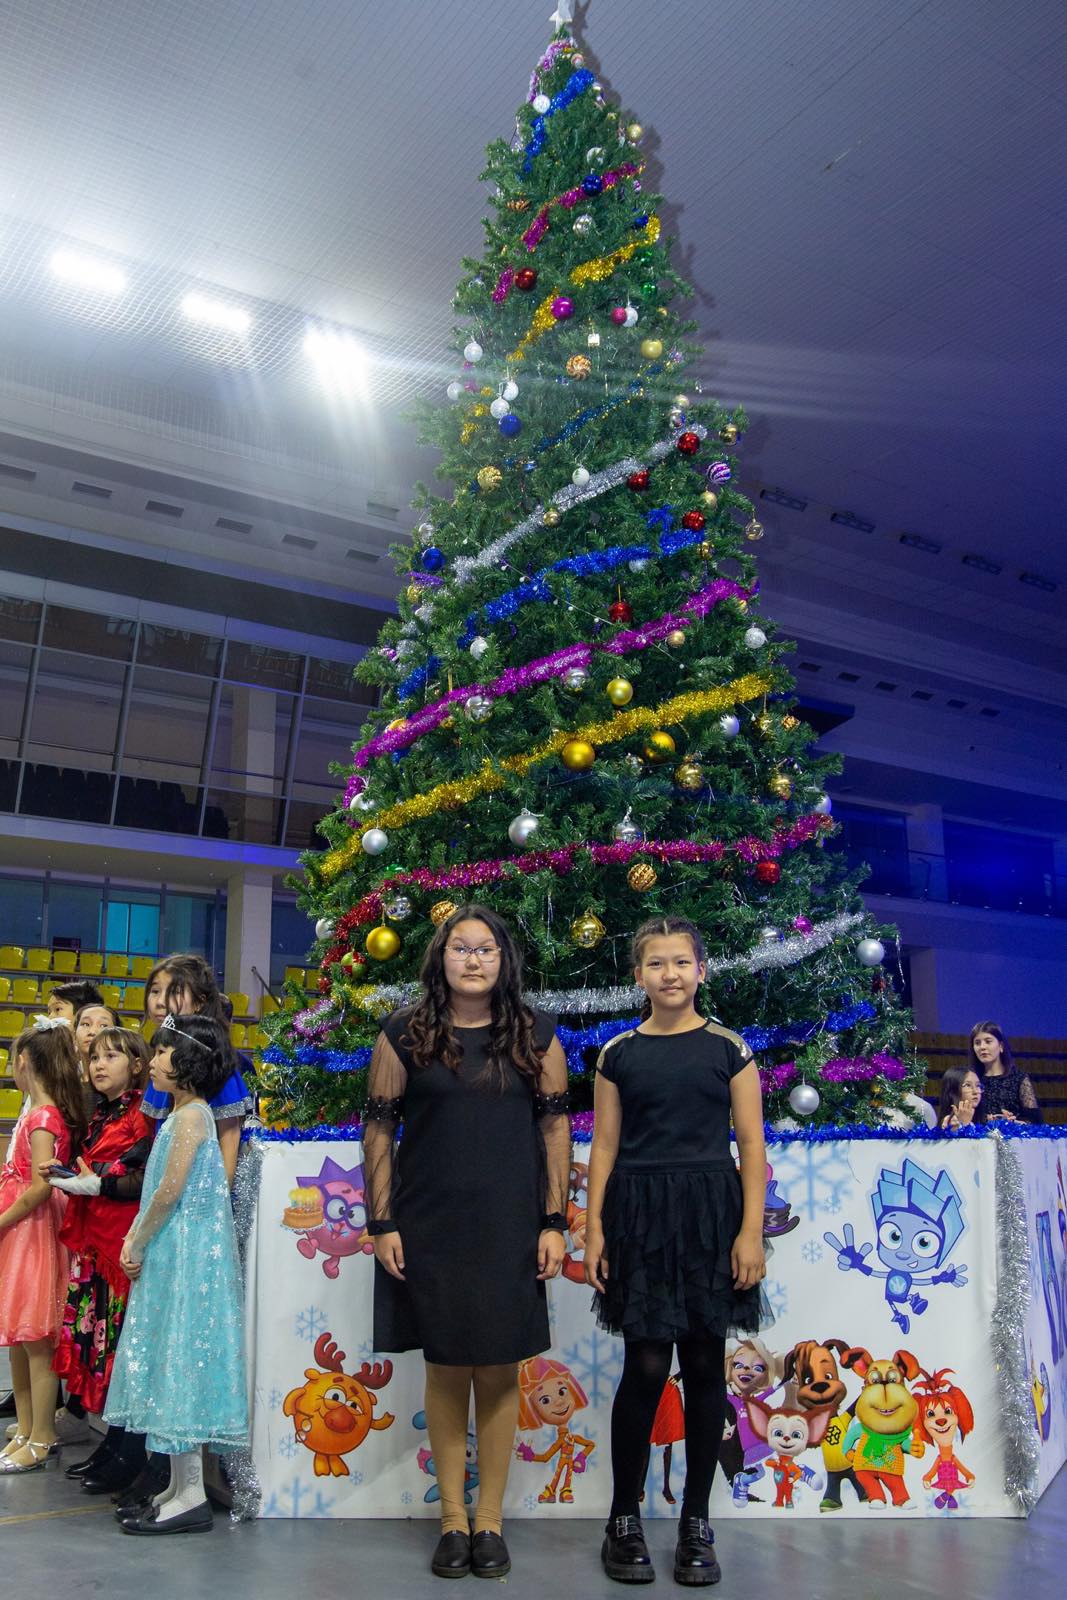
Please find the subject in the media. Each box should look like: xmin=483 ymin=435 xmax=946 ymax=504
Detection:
xmin=597 ymin=1021 xmax=753 ymax=1167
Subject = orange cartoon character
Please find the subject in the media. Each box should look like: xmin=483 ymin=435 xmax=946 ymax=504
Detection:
xmin=839 ymin=1346 xmax=925 ymax=1508
xmin=283 ymin=1332 xmax=395 ymax=1476
xmin=561 ymin=1162 xmax=589 ymax=1284
xmin=912 ymin=1366 xmax=975 ymax=1511
xmin=515 ymin=1356 xmax=595 ymax=1503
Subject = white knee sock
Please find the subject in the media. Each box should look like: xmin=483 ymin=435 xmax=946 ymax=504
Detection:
xmin=154 ymin=1450 xmax=207 ymax=1522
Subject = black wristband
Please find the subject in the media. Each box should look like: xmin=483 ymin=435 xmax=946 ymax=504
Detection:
xmin=366 ymin=1219 xmax=399 ymax=1237
xmin=540 ymin=1211 xmax=567 ymax=1233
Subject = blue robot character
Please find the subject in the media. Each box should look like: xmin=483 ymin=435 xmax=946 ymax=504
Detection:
xmin=824 ymin=1159 xmax=968 ymax=1333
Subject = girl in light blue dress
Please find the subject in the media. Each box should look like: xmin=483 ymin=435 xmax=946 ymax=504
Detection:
xmin=105 ymin=1015 xmax=247 ymax=1535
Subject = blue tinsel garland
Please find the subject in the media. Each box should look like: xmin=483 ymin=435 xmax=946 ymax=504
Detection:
xmin=249 ymin=1120 xmax=1067 ymax=1147
xmin=523 ymin=69 xmax=595 ymax=171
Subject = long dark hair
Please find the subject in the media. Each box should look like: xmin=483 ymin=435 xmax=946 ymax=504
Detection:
xmin=144 ymin=953 xmax=227 ymax=1025
xmin=631 ymin=915 xmax=708 ymax=1020
xmin=14 ymin=1024 xmax=88 ymax=1154
xmin=938 ymin=1065 xmax=985 ymax=1126
xmin=967 ymin=1021 xmax=1014 ymax=1077
xmin=401 ymin=903 xmax=545 ymax=1089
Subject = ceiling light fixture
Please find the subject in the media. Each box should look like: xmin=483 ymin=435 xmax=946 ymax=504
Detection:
xmin=181 ymin=292 xmax=251 ymax=335
xmin=303 ymin=326 xmax=370 ymax=393
xmin=50 ymin=249 xmax=126 ymax=295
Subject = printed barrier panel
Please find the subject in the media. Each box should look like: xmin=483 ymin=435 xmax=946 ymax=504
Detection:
xmin=245 ymin=1133 xmax=1066 ymax=1519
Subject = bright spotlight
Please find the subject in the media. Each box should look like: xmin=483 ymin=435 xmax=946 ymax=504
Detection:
xmin=304 ymin=326 xmax=370 ymax=393
xmin=50 ymin=249 xmax=127 ymax=295
xmin=181 ymin=292 xmax=252 ymax=335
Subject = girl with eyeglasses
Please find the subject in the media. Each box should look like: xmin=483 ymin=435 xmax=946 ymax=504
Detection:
xmin=362 ymin=904 xmax=570 ymax=1581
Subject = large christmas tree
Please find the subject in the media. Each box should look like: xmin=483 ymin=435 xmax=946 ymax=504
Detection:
xmin=262 ymin=11 xmax=923 ymax=1131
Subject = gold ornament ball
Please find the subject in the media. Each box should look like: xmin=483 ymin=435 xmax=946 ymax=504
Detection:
xmin=627 ymin=122 xmax=643 ymax=141
xmin=571 ymin=910 xmax=606 ymax=948
xmin=430 ymin=899 xmax=457 ymax=927
xmin=697 ymin=541 xmax=713 ymax=561
xmin=542 ymin=506 xmax=561 ymax=526
xmin=674 ymin=760 xmax=705 ymax=791
xmin=643 ymin=730 xmax=676 ymax=763
xmin=561 ymin=738 xmax=597 ymax=771
xmin=745 ymin=517 xmax=765 ymax=542
xmin=720 ymin=422 xmax=739 ymax=444
xmin=472 ymin=403 xmax=488 ymax=418
xmin=701 ymin=491 xmax=719 ymax=510
xmin=386 ymin=717 xmax=407 ymax=733
xmin=627 ymin=862 xmax=657 ymax=892
xmin=769 ymin=773 xmax=793 ymax=800
xmin=737 ymin=598 xmax=749 ymax=613
xmin=566 ymin=354 xmax=592 ymax=380
xmin=605 ymin=677 xmax=634 ymax=707
xmin=640 ymin=337 xmax=664 ymax=360
xmin=756 ymin=712 xmax=774 ymax=735
xmin=405 ymin=582 xmax=422 ymax=604
xmin=365 ymin=925 xmax=402 ymax=961
xmin=477 ymin=466 xmax=502 ymax=492
xmin=782 ymin=714 xmax=801 ymax=731
xmin=666 ymin=628 xmax=686 ymax=648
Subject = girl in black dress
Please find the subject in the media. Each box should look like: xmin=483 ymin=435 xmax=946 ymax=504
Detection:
xmin=362 ymin=905 xmax=570 ymax=1581
xmin=585 ymin=917 xmax=767 ymax=1588
xmin=968 ymin=1021 xmax=1041 ymax=1122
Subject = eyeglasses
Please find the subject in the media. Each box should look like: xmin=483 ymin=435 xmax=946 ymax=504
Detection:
xmin=444 ymin=944 xmax=501 ymax=963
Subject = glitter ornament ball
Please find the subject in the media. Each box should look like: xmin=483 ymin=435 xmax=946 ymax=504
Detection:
xmin=542 ymin=506 xmax=561 ymax=526
xmin=464 ymin=694 xmax=493 ymax=723
xmin=551 ymin=296 xmax=575 ymax=320
xmin=608 ymin=600 xmax=633 ymax=624
xmin=572 ymin=465 xmax=591 ymax=487
xmin=788 ymin=1082 xmax=821 ymax=1117
xmin=697 ymin=541 xmax=713 ymax=560
xmin=754 ymin=861 xmax=782 ymax=886
xmin=420 ymin=546 xmax=446 ymax=573
xmin=502 ymin=378 xmax=519 ymax=401
xmin=361 ymin=827 xmax=389 ymax=856
xmin=477 ymin=466 xmax=502 ymax=492
xmin=745 ymin=518 xmax=765 ymax=542
xmin=744 ymin=626 xmax=768 ymax=650
xmin=644 ymin=730 xmax=676 ymax=763
xmin=446 ymin=381 xmax=463 ymax=401
xmin=573 ymin=212 xmax=593 ymax=236
xmin=562 ymin=665 xmax=588 ymax=691
xmin=611 ymin=305 xmax=628 ymax=326
xmin=582 ymin=173 xmax=604 ymax=195
xmin=469 ymin=635 xmax=489 ymax=660
xmin=627 ymin=469 xmax=650 ymax=491
xmin=365 ymin=925 xmax=401 ymax=962
xmin=613 ymin=810 xmax=643 ymax=844
xmin=314 ymin=917 xmax=335 ymax=941
xmin=561 ymin=738 xmax=596 ymax=771
xmin=681 ymin=510 xmax=706 ymax=532
xmin=674 ymin=760 xmax=704 ymax=791
xmin=532 ymin=93 xmax=551 ymax=113
xmin=606 ymin=677 xmax=634 ymax=706
xmin=768 ymin=774 xmax=793 ymax=800
xmin=677 ymin=431 xmax=700 ymax=455
xmin=566 ymin=354 xmax=592 ymax=379
xmin=507 ymin=808 xmax=541 ymax=847
xmin=720 ymin=713 xmax=740 ymax=738
xmin=383 ymin=895 xmax=412 ymax=921
xmin=570 ymin=910 xmax=606 ymax=949
xmin=515 ymin=268 xmax=538 ymax=291
xmin=463 ymin=339 xmax=483 ymax=363
xmin=627 ymin=863 xmax=657 ymax=892
xmin=857 ymin=937 xmax=886 ymax=967
xmin=640 ymin=337 xmax=663 ymax=360
xmin=720 ymin=422 xmax=739 ymax=445
xmin=489 ymin=396 xmax=510 ymax=419
xmin=430 ymin=900 xmax=457 ymax=927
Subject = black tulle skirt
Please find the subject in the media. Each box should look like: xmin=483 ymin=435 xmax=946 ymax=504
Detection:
xmin=594 ymin=1159 xmax=766 ymax=1343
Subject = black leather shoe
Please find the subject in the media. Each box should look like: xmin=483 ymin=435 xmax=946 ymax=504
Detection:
xmin=673 ymin=1516 xmax=721 ymax=1586
xmin=65 ymin=1442 xmax=114 ymax=1479
xmin=431 ymin=1529 xmax=472 ymax=1578
xmin=601 ymin=1515 xmax=655 ymax=1584
xmin=121 ymin=1500 xmax=214 ymax=1536
xmin=471 ymin=1530 xmax=511 ymax=1579
xmin=81 ymin=1457 xmax=143 ymax=1495
xmin=113 ymin=1462 xmax=167 ymax=1509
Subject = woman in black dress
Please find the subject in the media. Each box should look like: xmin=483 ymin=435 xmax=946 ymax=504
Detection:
xmin=362 ymin=904 xmax=570 ymax=1580
xmin=969 ymin=1021 xmax=1041 ymax=1122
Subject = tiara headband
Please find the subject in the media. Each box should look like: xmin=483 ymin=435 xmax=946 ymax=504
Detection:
xmin=32 ymin=1014 xmax=72 ymax=1032
xmin=159 ymin=1014 xmax=212 ymax=1052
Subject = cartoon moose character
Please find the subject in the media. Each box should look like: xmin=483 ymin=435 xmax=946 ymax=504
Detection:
xmin=284 ymin=1333 xmax=395 ymax=1476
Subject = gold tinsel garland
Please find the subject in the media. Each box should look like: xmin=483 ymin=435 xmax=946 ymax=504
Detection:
xmin=508 ymin=216 xmax=662 ymax=362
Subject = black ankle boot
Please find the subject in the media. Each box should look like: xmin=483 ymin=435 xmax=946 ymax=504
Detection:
xmin=601 ymin=1514 xmax=655 ymax=1584
xmin=673 ymin=1516 xmax=721 ymax=1586
xmin=66 ymin=1438 xmax=114 ymax=1479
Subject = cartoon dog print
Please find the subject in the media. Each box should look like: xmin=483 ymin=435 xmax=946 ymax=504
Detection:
xmin=784 ymin=1338 xmax=869 ymax=1511
xmin=838 ymin=1346 xmax=925 ymax=1508
xmin=744 ymin=1397 xmax=834 ymax=1508
xmin=719 ymin=1337 xmax=786 ymax=1505
xmin=283 ymin=1333 xmax=394 ymax=1475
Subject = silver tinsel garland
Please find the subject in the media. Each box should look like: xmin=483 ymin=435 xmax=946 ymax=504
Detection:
xmin=991 ymin=1133 xmax=1041 ymax=1512
xmin=220 ymin=1136 xmax=264 ymax=1522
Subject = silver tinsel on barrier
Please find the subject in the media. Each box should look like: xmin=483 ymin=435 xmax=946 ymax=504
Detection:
xmin=992 ymin=1133 xmax=1040 ymax=1513
xmin=220 ymin=1136 xmax=264 ymax=1522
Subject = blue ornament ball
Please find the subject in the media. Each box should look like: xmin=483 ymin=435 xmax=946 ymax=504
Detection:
xmin=632 ymin=213 xmax=650 ymax=228
xmin=499 ymin=413 xmax=522 ymax=437
xmin=582 ymin=174 xmax=604 ymax=195
xmin=420 ymin=546 xmax=446 ymax=573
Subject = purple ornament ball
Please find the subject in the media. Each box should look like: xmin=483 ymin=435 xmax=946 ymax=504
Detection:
xmin=551 ymin=296 xmax=575 ymax=320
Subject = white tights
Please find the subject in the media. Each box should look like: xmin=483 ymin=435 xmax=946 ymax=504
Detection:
xmin=153 ymin=1449 xmax=207 ymax=1522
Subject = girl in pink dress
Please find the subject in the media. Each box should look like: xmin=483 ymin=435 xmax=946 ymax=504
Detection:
xmin=0 ymin=1019 xmax=86 ymax=1473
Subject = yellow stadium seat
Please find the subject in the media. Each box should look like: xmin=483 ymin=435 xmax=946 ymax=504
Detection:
xmin=304 ymin=969 xmax=319 ymax=990
xmin=283 ymin=966 xmax=306 ymax=987
xmin=130 ymin=956 xmax=154 ymax=980
xmin=11 ymin=979 xmax=38 ymax=1006
xmin=0 ymin=947 xmax=25 ymax=970
xmin=0 ymin=1087 xmax=24 ymax=1119
xmin=229 ymin=1023 xmax=247 ymax=1048
xmin=79 ymin=952 xmax=104 ymax=975
xmin=259 ymin=992 xmax=280 ymax=1016
xmin=40 ymin=981 xmax=58 ymax=1001
xmin=0 ymin=978 xmax=8 ymax=1004
xmin=227 ymin=992 xmax=251 ymax=1020
xmin=26 ymin=948 xmax=50 ymax=972
xmin=105 ymin=953 xmax=129 ymax=978
xmin=0 ymin=1010 xmax=26 ymax=1041
xmin=0 ymin=1047 xmax=9 ymax=1071
xmin=123 ymin=984 xmax=145 ymax=1013
xmin=51 ymin=950 xmax=78 ymax=973
xmin=99 ymin=985 xmax=123 ymax=1011
xmin=248 ymin=1026 xmax=270 ymax=1050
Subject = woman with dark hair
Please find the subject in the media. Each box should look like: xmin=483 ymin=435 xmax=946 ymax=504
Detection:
xmin=363 ymin=904 xmax=570 ymax=1581
xmin=968 ymin=1022 xmax=1041 ymax=1123
xmin=937 ymin=1065 xmax=984 ymax=1129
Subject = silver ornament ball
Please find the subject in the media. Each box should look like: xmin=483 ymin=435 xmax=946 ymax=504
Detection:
xmin=623 ymin=305 xmax=639 ymax=327
xmin=361 ymin=827 xmax=389 ymax=855
xmin=744 ymin=626 xmax=768 ymax=650
xmin=572 ymin=465 xmax=591 ymax=487
xmin=383 ymin=894 xmax=412 ymax=921
xmin=502 ymin=378 xmax=519 ymax=402
xmin=469 ymin=635 xmax=490 ymax=660
xmin=507 ymin=809 xmax=541 ymax=847
xmin=613 ymin=811 xmax=643 ymax=844
xmin=446 ymin=380 xmax=463 ymax=401
xmin=788 ymin=1082 xmax=821 ymax=1117
xmin=464 ymin=693 xmax=493 ymax=723
xmin=814 ymin=793 xmax=833 ymax=815
xmin=463 ymin=339 xmax=483 ymax=363
xmin=489 ymin=396 xmax=510 ymax=420
xmin=719 ymin=713 xmax=740 ymax=738
xmin=314 ymin=917 xmax=335 ymax=941
xmin=573 ymin=213 xmax=593 ymax=237
xmin=351 ymin=791 xmax=376 ymax=812
xmin=562 ymin=666 xmax=588 ymax=691
xmin=857 ymin=937 xmax=886 ymax=967
xmin=628 ymin=558 xmax=649 ymax=573
xmin=758 ymin=926 xmax=781 ymax=944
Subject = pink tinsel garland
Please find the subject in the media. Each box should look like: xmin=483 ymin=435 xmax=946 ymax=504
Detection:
xmin=759 ymin=1053 xmax=906 ymax=1093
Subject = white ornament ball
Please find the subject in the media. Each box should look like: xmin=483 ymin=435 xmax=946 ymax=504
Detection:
xmin=719 ymin=713 xmax=740 ymax=738
xmin=415 ymin=520 xmax=435 ymax=542
xmin=573 ymin=213 xmax=593 ymax=237
xmin=352 ymin=792 xmax=377 ymax=812
xmin=446 ymin=380 xmax=463 ymax=401
xmin=532 ymin=93 xmax=551 ymax=114
xmin=414 ymin=604 xmax=433 ymax=623
xmin=788 ymin=1082 xmax=821 ymax=1117
xmin=489 ymin=396 xmax=510 ymax=420
xmin=613 ymin=812 xmax=643 ymax=844
xmin=502 ymin=378 xmax=519 ymax=402
xmin=507 ymin=808 xmax=541 ymax=847
xmin=314 ymin=917 xmax=335 ymax=941
xmin=383 ymin=894 xmax=412 ymax=921
xmin=469 ymin=635 xmax=490 ymax=660
xmin=814 ymin=793 xmax=833 ymax=815
xmin=585 ymin=145 xmax=605 ymax=165
xmin=857 ymin=937 xmax=886 ymax=967
xmin=623 ymin=305 xmax=639 ymax=328
xmin=744 ymin=626 xmax=767 ymax=650
xmin=361 ymin=827 xmax=389 ymax=855
xmin=562 ymin=665 xmax=588 ymax=691
xmin=463 ymin=339 xmax=483 ymax=363
xmin=572 ymin=465 xmax=591 ymax=487
xmin=628 ymin=558 xmax=649 ymax=573
xmin=759 ymin=926 xmax=781 ymax=944
xmin=464 ymin=693 xmax=493 ymax=723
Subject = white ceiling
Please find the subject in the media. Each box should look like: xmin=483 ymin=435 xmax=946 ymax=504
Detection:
xmin=0 ymin=0 xmax=1064 ymax=649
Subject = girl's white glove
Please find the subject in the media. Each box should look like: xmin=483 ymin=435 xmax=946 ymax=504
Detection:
xmin=49 ymin=1171 xmax=102 ymax=1196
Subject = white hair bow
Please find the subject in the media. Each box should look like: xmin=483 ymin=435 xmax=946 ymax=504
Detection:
xmin=32 ymin=1014 xmax=72 ymax=1031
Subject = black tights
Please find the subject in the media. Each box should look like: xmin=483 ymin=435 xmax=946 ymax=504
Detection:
xmin=609 ymin=1336 xmax=726 ymax=1520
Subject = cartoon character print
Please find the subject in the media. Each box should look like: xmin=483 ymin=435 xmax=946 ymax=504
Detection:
xmin=284 ymin=1157 xmax=373 ymax=1279
xmin=718 ymin=1337 xmax=785 ymax=1505
xmin=824 ymin=1159 xmax=967 ymax=1333
xmin=763 ymin=1162 xmax=800 ymax=1238
xmin=744 ymin=1397 xmax=833 ymax=1507
xmin=784 ymin=1338 xmax=868 ymax=1511
xmin=838 ymin=1346 xmax=926 ymax=1508
xmin=283 ymin=1333 xmax=394 ymax=1475
xmin=643 ymin=1374 xmax=684 ymax=1506
xmin=1028 ymin=1341 xmax=1051 ymax=1442
xmin=1035 ymin=1211 xmax=1064 ymax=1365
xmin=912 ymin=1367 xmax=975 ymax=1511
xmin=560 ymin=1161 xmax=589 ymax=1284
xmin=514 ymin=1356 xmax=595 ymax=1503
xmin=413 ymin=1409 xmax=479 ymax=1505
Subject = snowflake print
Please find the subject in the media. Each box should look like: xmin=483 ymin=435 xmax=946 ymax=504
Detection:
xmin=401 ymin=1490 xmax=413 ymax=1506
xmin=801 ymin=1239 xmax=824 ymax=1265
xmin=268 ymin=1388 xmax=284 ymax=1410
xmin=764 ymin=1278 xmax=789 ymax=1320
xmin=278 ymin=1434 xmax=298 ymax=1460
xmin=261 ymin=1476 xmax=336 ymax=1518
xmin=560 ymin=1329 xmax=624 ymax=1407
xmin=349 ymin=1470 xmax=364 ymax=1487
xmin=295 ymin=1304 xmax=327 ymax=1342
xmin=768 ymin=1142 xmax=854 ymax=1223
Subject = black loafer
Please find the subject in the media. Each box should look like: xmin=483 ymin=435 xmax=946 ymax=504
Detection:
xmin=471 ymin=1530 xmax=511 ymax=1579
xmin=431 ymin=1529 xmax=472 ymax=1578
xmin=601 ymin=1515 xmax=655 ymax=1584
xmin=66 ymin=1444 xmax=114 ymax=1479
xmin=674 ymin=1516 xmax=721 ymax=1586
xmin=121 ymin=1500 xmax=214 ymax=1536
xmin=81 ymin=1458 xmax=143 ymax=1495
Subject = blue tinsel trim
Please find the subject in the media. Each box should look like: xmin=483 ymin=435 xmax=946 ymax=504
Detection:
xmin=248 ymin=1121 xmax=1066 ymax=1147
xmin=523 ymin=69 xmax=595 ymax=171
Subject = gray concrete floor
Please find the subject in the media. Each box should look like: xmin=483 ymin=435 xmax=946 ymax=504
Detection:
xmin=2 ymin=1440 xmax=1065 ymax=1598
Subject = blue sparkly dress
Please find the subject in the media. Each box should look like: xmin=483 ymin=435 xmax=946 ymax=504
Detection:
xmin=105 ymin=1099 xmax=247 ymax=1455
xmin=141 ymin=1051 xmax=254 ymax=1125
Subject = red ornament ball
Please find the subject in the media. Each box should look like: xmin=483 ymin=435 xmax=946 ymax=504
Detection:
xmin=681 ymin=510 xmax=706 ymax=531
xmin=515 ymin=267 xmax=538 ymax=291
xmin=627 ymin=469 xmax=650 ymax=491
xmin=608 ymin=600 xmax=634 ymax=624
xmin=754 ymin=861 xmax=782 ymax=886
xmin=610 ymin=305 xmax=629 ymax=325
xmin=677 ymin=431 xmax=701 ymax=455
